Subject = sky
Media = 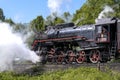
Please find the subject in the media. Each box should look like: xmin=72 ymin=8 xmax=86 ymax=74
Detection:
xmin=0 ymin=0 xmax=86 ymax=23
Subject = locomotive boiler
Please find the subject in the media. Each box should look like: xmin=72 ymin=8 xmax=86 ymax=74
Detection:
xmin=32 ymin=18 xmax=120 ymax=64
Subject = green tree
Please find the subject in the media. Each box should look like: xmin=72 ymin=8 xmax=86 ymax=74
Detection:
xmin=0 ymin=8 xmax=5 ymax=21
xmin=4 ymin=18 xmax=15 ymax=25
xmin=72 ymin=0 xmax=115 ymax=26
xmin=31 ymin=16 xmax=45 ymax=32
xmin=13 ymin=23 xmax=26 ymax=32
xmin=112 ymin=0 xmax=120 ymax=17
xmin=46 ymin=15 xmax=54 ymax=26
xmin=54 ymin=17 xmax=65 ymax=25
xmin=62 ymin=12 xmax=72 ymax=23
xmin=45 ymin=13 xmax=65 ymax=26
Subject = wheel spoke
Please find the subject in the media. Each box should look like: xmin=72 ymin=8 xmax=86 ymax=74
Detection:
xmin=47 ymin=48 xmax=55 ymax=63
xmin=89 ymin=50 xmax=100 ymax=63
xmin=66 ymin=50 xmax=75 ymax=63
xmin=47 ymin=55 xmax=54 ymax=62
xmin=76 ymin=51 xmax=86 ymax=64
xmin=56 ymin=51 xmax=64 ymax=64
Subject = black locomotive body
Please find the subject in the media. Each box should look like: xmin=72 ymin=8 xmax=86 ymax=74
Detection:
xmin=32 ymin=18 xmax=120 ymax=64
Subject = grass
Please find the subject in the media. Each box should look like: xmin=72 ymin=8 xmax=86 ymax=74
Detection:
xmin=0 ymin=67 xmax=120 ymax=80
xmin=110 ymin=59 xmax=120 ymax=63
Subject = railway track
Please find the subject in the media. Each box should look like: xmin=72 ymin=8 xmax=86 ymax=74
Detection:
xmin=40 ymin=63 xmax=120 ymax=72
xmin=13 ymin=62 xmax=120 ymax=75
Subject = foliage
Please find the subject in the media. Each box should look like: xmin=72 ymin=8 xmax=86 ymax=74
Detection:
xmin=72 ymin=0 xmax=117 ymax=26
xmin=110 ymin=58 xmax=120 ymax=63
xmin=0 ymin=8 xmax=5 ymax=21
xmin=45 ymin=13 xmax=65 ymax=26
xmin=62 ymin=12 xmax=72 ymax=23
xmin=53 ymin=17 xmax=65 ymax=25
xmin=0 ymin=67 xmax=120 ymax=80
xmin=30 ymin=16 xmax=45 ymax=32
xmin=45 ymin=15 xmax=54 ymax=26
xmin=113 ymin=0 xmax=120 ymax=17
xmin=13 ymin=23 xmax=26 ymax=33
xmin=4 ymin=18 xmax=15 ymax=25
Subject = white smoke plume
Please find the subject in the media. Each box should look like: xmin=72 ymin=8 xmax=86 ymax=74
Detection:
xmin=95 ymin=5 xmax=114 ymax=22
xmin=48 ymin=0 xmax=63 ymax=13
xmin=47 ymin=0 xmax=72 ymax=13
xmin=0 ymin=22 xmax=40 ymax=72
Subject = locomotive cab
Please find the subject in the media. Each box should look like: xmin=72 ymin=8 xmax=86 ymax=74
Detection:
xmin=95 ymin=18 xmax=117 ymax=44
xmin=95 ymin=18 xmax=118 ymax=58
xmin=95 ymin=25 xmax=109 ymax=43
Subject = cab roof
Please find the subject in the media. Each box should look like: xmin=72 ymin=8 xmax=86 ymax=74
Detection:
xmin=95 ymin=18 xmax=120 ymax=26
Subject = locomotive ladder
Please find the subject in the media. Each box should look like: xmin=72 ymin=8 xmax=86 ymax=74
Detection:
xmin=110 ymin=41 xmax=117 ymax=58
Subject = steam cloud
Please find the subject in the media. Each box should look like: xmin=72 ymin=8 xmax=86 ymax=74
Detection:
xmin=47 ymin=0 xmax=72 ymax=13
xmin=48 ymin=0 xmax=63 ymax=13
xmin=96 ymin=5 xmax=114 ymax=22
xmin=0 ymin=22 xmax=40 ymax=72
xmin=98 ymin=5 xmax=114 ymax=19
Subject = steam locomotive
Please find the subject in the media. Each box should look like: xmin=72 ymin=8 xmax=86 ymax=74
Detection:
xmin=32 ymin=18 xmax=120 ymax=64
